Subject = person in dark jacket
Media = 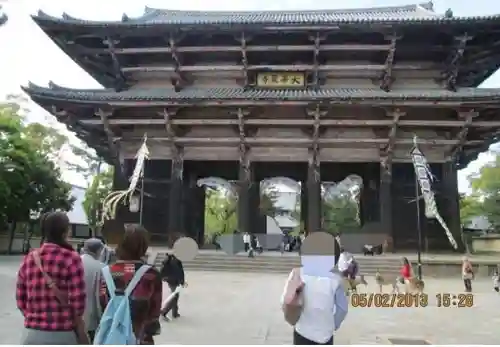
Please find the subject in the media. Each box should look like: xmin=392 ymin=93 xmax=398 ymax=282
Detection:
xmin=160 ymin=254 xmax=186 ymax=321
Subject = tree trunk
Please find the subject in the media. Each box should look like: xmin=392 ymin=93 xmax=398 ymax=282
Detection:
xmin=7 ymin=221 xmax=17 ymax=254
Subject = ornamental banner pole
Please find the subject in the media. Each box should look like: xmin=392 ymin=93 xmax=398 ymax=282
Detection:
xmin=410 ymin=135 xmax=458 ymax=250
xmin=100 ymin=134 xmax=149 ymax=225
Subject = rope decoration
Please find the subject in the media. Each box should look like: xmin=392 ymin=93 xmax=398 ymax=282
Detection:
xmin=100 ymin=135 xmax=149 ymax=224
xmin=411 ymin=135 xmax=458 ymax=249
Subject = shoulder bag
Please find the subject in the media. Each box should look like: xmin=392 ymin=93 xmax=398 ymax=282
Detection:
xmin=32 ymin=250 xmax=90 ymax=345
xmin=282 ymin=267 xmax=305 ymax=326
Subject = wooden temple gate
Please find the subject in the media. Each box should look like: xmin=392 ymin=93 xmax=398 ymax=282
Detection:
xmin=22 ymin=2 xmax=500 ymax=250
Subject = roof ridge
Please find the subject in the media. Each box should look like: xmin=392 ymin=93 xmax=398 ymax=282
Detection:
xmin=141 ymin=3 xmax=424 ymax=16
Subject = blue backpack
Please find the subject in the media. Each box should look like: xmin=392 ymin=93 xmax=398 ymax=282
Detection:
xmin=93 ymin=264 xmax=151 ymax=345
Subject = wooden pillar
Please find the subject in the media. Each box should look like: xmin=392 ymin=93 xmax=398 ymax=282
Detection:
xmin=442 ymin=161 xmax=464 ymax=251
xmin=306 ymin=105 xmax=323 ymax=233
xmin=168 ymin=147 xmax=184 ymax=234
xmin=307 ymin=149 xmax=321 ymax=233
xmin=238 ymin=151 xmax=252 ymax=235
xmin=380 ymin=161 xmax=393 ymax=239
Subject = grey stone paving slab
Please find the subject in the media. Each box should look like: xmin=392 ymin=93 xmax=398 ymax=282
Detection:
xmin=1 ymin=256 xmax=499 ymax=345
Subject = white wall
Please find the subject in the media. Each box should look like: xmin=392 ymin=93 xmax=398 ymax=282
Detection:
xmin=67 ymin=185 xmax=88 ymax=225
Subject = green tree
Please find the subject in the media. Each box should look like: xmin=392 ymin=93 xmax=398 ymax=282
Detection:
xmin=459 ymin=193 xmax=482 ymax=227
xmin=322 ymin=193 xmax=360 ymax=234
xmin=66 ymin=145 xmax=104 ymax=185
xmin=82 ymin=167 xmax=113 ymax=235
xmin=24 ymin=122 xmax=68 ymax=155
xmin=0 ymin=101 xmax=74 ymax=251
xmin=469 ymin=153 xmax=500 ymax=229
xmin=204 ymin=189 xmax=237 ymax=238
xmin=259 ymin=187 xmax=280 ymax=217
xmin=204 ymin=186 xmax=279 ymax=240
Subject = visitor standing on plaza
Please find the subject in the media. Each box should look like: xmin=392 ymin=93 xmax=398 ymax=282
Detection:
xmin=160 ymin=253 xmax=186 ymax=321
xmin=80 ymin=238 xmax=105 ymax=342
xmin=338 ymin=248 xmax=358 ymax=279
xmin=462 ymin=256 xmax=474 ymax=292
xmin=398 ymin=257 xmax=413 ymax=285
xmin=16 ymin=211 xmax=87 ymax=345
xmin=243 ymin=232 xmax=251 ymax=252
xmin=99 ymin=224 xmax=162 ymax=344
xmin=281 ymin=254 xmax=348 ymax=345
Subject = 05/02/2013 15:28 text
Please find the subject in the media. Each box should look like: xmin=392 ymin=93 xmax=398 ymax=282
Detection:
xmin=350 ymin=293 xmax=474 ymax=308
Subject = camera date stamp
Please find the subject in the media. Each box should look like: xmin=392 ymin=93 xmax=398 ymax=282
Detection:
xmin=351 ymin=293 xmax=428 ymax=308
xmin=350 ymin=293 xmax=475 ymax=308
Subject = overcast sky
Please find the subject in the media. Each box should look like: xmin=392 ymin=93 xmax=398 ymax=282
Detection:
xmin=0 ymin=0 xmax=499 ymax=192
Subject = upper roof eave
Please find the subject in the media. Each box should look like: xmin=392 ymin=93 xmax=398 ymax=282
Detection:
xmin=21 ymin=82 xmax=500 ymax=105
xmin=29 ymin=2 xmax=500 ymax=31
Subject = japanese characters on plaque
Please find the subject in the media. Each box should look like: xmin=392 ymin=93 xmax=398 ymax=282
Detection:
xmin=256 ymin=72 xmax=305 ymax=88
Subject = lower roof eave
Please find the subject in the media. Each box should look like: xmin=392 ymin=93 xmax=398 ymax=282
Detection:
xmin=25 ymin=96 xmax=500 ymax=108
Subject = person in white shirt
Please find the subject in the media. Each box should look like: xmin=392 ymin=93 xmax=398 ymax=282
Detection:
xmin=281 ymin=255 xmax=348 ymax=345
xmin=337 ymin=248 xmax=358 ymax=279
xmin=243 ymin=232 xmax=250 ymax=252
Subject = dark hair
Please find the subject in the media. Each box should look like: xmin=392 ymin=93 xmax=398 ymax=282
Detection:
xmin=402 ymin=257 xmax=410 ymax=266
xmin=116 ymin=224 xmax=149 ymax=261
xmin=43 ymin=211 xmax=73 ymax=251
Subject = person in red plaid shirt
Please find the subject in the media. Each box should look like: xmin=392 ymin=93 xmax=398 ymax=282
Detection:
xmin=16 ymin=211 xmax=86 ymax=345
xmin=99 ymin=224 xmax=162 ymax=345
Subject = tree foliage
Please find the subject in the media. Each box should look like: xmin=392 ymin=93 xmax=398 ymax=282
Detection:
xmin=322 ymin=193 xmax=360 ymax=234
xmin=204 ymin=186 xmax=279 ymax=238
xmin=459 ymin=193 xmax=482 ymax=227
xmin=82 ymin=167 xmax=113 ymax=234
xmin=465 ymin=154 xmax=500 ymax=230
xmin=0 ymin=100 xmax=74 ymax=236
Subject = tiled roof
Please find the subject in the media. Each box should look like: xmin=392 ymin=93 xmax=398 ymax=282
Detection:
xmin=22 ymin=82 xmax=500 ymax=104
xmin=31 ymin=2 xmax=500 ymax=27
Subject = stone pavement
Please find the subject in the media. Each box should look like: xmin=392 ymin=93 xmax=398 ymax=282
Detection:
xmin=1 ymin=256 xmax=499 ymax=345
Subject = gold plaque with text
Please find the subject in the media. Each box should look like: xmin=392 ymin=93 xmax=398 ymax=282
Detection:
xmin=256 ymin=72 xmax=305 ymax=88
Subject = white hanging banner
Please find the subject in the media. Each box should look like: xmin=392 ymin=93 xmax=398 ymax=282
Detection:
xmin=101 ymin=134 xmax=150 ymax=223
xmin=410 ymin=136 xmax=458 ymax=249
xmin=197 ymin=177 xmax=237 ymax=196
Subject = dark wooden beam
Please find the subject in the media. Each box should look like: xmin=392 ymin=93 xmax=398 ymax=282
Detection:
xmin=105 ymin=98 xmax=500 ymax=107
xmin=381 ymin=108 xmax=405 ymax=172
xmin=76 ymin=43 xmax=471 ymax=56
xmin=169 ymin=34 xmax=187 ymax=91
xmin=463 ymin=39 xmax=500 ymax=63
xmin=239 ymin=33 xmax=249 ymax=87
xmin=81 ymin=118 xmax=500 ymax=127
xmin=447 ymin=110 xmax=479 ymax=161
xmin=308 ymin=33 xmax=326 ymax=88
xmin=380 ymin=34 xmax=400 ymax=92
xmin=116 ymin=136 xmax=480 ymax=146
xmin=121 ymin=62 xmax=439 ymax=74
xmin=103 ymin=37 xmax=127 ymax=91
xmin=441 ymin=34 xmax=472 ymax=91
xmin=81 ymin=43 xmax=393 ymax=55
xmin=96 ymin=108 xmax=123 ymax=173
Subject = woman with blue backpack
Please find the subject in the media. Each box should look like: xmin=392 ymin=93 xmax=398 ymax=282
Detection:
xmin=95 ymin=225 xmax=162 ymax=345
